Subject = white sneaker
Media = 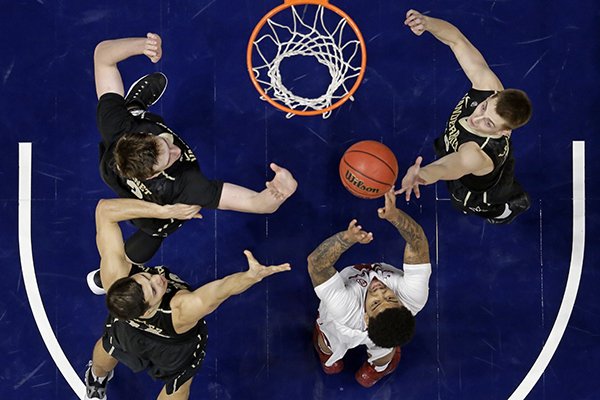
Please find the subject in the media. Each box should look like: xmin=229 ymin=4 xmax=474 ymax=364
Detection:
xmin=87 ymin=269 xmax=106 ymax=295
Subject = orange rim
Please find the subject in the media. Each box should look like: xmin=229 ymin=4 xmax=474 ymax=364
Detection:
xmin=247 ymin=0 xmax=367 ymax=116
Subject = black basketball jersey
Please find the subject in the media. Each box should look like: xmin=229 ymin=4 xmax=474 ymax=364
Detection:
xmin=97 ymin=93 xmax=223 ymax=211
xmin=122 ymin=264 xmax=203 ymax=342
xmin=99 ymin=118 xmax=208 ymax=205
xmin=434 ymin=88 xmax=511 ymax=192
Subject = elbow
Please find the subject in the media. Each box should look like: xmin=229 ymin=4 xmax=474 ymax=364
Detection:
xmin=95 ymin=199 xmax=108 ymax=218
xmin=307 ymin=255 xmax=317 ymax=277
xmin=95 ymin=199 xmax=114 ymax=222
xmin=307 ymin=253 xmax=317 ymax=270
xmin=93 ymin=40 xmax=112 ymax=64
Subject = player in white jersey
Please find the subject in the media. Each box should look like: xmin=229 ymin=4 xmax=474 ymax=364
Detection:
xmin=307 ymin=189 xmax=431 ymax=387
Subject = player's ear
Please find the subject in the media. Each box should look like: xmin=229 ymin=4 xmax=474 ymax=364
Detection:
xmin=499 ymin=128 xmax=512 ymax=137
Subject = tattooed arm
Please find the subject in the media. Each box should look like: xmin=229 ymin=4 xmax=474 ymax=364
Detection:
xmin=378 ymin=189 xmax=430 ymax=264
xmin=307 ymin=220 xmax=373 ymax=288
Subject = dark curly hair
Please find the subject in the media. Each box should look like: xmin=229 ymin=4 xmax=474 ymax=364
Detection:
xmin=367 ymin=307 xmax=415 ymax=348
xmin=113 ymin=133 xmax=160 ymax=180
xmin=106 ymin=276 xmax=149 ymax=320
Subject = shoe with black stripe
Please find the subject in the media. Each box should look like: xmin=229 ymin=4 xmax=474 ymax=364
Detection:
xmin=84 ymin=361 xmax=113 ymax=400
xmin=125 ymin=72 xmax=168 ymax=112
xmin=487 ymin=192 xmax=531 ymax=224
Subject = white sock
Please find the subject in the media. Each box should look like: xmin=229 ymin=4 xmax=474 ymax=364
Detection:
xmin=374 ymin=362 xmax=390 ymax=372
xmin=91 ymin=370 xmax=107 ymax=384
xmin=495 ymin=203 xmax=512 ymax=219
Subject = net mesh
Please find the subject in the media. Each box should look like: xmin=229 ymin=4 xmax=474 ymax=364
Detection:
xmin=251 ymin=5 xmax=363 ymax=118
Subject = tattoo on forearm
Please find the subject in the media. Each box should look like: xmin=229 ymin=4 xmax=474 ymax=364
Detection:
xmin=307 ymin=232 xmax=353 ymax=287
xmin=390 ymin=212 xmax=430 ymax=264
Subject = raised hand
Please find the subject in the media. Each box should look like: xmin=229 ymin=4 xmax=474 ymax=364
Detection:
xmin=161 ymin=204 xmax=202 ymax=220
xmin=265 ymin=163 xmax=298 ymax=200
xmin=144 ymin=33 xmax=162 ymax=63
xmin=244 ymin=250 xmax=291 ymax=282
xmin=342 ymin=219 xmax=374 ymax=245
xmin=395 ymin=156 xmax=426 ymax=201
xmin=377 ymin=188 xmax=401 ymax=221
xmin=405 ymin=9 xmax=428 ymax=36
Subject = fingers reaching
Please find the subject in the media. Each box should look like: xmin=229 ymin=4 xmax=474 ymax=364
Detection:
xmin=266 ymin=163 xmax=297 ymax=199
xmin=267 ymin=262 xmax=292 ymax=274
xmin=244 ymin=250 xmax=291 ymax=278
xmin=378 ymin=188 xmax=398 ymax=219
xmin=345 ymin=219 xmax=373 ymax=244
xmin=404 ymin=10 xmax=426 ymax=36
xmin=243 ymin=250 xmax=258 ymax=265
xmin=385 ymin=187 xmax=396 ymax=205
xmin=165 ymin=204 xmax=202 ymax=220
xmin=415 ymin=156 xmax=423 ymax=168
xmin=270 ymin=162 xmax=281 ymax=173
xmin=144 ymin=32 xmax=162 ymax=63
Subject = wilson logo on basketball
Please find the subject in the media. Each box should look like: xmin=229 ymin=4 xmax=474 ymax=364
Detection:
xmin=344 ymin=171 xmax=380 ymax=194
xmin=338 ymin=140 xmax=399 ymax=199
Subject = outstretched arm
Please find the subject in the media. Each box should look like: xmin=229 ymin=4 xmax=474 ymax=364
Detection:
xmin=218 ymin=163 xmax=298 ymax=214
xmin=378 ymin=189 xmax=430 ymax=264
xmin=94 ymin=33 xmax=162 ymax=99
xmin=96 ymin=198 xmax=201 ymax=289
xmin=307 ymin=220 xmax=373 ymax=287
xmin=397 ymin=142 xmax=493 ymax=200
xmin=405 ymin=9 xmax=503 ymax=91
xmin=172 ymin=251 xmax=291 ymax=330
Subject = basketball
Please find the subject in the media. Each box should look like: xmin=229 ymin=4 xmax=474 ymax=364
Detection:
xmin=339 ymin=140 xmax=398 ymax=199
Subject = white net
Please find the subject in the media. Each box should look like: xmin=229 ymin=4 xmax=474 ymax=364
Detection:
xmin=251 ymin=5 xmax=363 ymax=118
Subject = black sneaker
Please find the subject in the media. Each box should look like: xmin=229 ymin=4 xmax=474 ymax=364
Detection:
xmin=124 ymin=72 xmax=168 ymax=111
xmin=87 ymin=269 xmax=105 ymax=296
xmin=487 ymin=192 xmax=531 ymax=224
xmin=84 ymin=361 xmax=113 ymax=400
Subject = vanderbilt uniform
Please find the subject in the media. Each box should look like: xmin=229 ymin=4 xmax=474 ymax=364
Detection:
xmin=102 ymin=265 xmax=208 ymax=395
xmin=434 ymin=88 xmax=529 ymax=220
xmin=97 ymin=93 xmax=224 ymax=262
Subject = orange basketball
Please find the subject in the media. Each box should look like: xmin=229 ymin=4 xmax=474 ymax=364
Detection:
xmin=339 ymin=140 xmax=398 ymax=199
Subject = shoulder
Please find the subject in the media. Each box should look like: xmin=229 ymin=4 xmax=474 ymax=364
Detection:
xmin=97 ymin=92 xmax=128 ymax=116
xmin=314 ymin=270 xmax=343 ymax=292
xmin=457 ymin=141 xmax=489 ymax=160
xmin=457 ymin=142 xmax=494 ymax=170
xmin=169 ymin=289 xmax=195 ymax=317
xmin=467 ymin=88 xmax=497 ymax=102
xmin=402 ymin=263 xmax=432 ymax=276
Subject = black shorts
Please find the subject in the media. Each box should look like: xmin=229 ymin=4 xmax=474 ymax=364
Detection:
xmin=446 ymin=157 xmax=526 ymax=219
xmin=102 ymin=317 xmax=208 ymax=395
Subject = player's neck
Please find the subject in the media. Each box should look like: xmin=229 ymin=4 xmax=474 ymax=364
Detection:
xmin=140 ymin=302 xmax=161 ymax=319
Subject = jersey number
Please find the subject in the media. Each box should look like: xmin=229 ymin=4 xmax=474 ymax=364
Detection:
xmin=126 ymin=179 xmax=144 ymax=199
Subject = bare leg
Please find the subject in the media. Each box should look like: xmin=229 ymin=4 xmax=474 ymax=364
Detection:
xmin=368 ymin=348 xmax=396 ymax=368
xmin=91 ymin=339 xmax=118 ymax=378
xmin=157 ymin=378 xmax=193 ymax=400
xmin=218 ymin=163 xmax=297 ymax=214
xmin=317 ymin=331 xmax=333 ymax=355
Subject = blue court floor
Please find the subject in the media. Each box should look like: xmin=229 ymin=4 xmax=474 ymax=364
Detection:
xmin=1 ymin=1 xmax=599 ymax=399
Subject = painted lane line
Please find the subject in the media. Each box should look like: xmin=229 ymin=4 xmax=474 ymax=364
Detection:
xmin=508 ymin=141 xmax=585 ymax=399
xmin=18 ymin=143 xmax=85 ymax=399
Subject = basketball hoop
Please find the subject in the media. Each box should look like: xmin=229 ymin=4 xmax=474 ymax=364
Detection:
xmin=247 ymin=0 xmax=367 ymax=118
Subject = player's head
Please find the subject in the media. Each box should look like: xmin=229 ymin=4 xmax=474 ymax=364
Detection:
xmin=364 ymin=279 xmax=415 ymax=347
xmin=114 ymin=133 xmax=181 ymax=180
xmin=467 ymin=89 xmax=532 ymax=136
xmin=106 ymin=272 xmax=167 ymax=320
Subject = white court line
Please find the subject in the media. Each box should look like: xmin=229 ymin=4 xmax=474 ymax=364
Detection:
xmin=18 ymin=141 xmax=586 ymax=398
xmin=18 ymin=143 xmax=85 ymax=399
xmin=508 ymin=141 xmax=586 ymax=399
